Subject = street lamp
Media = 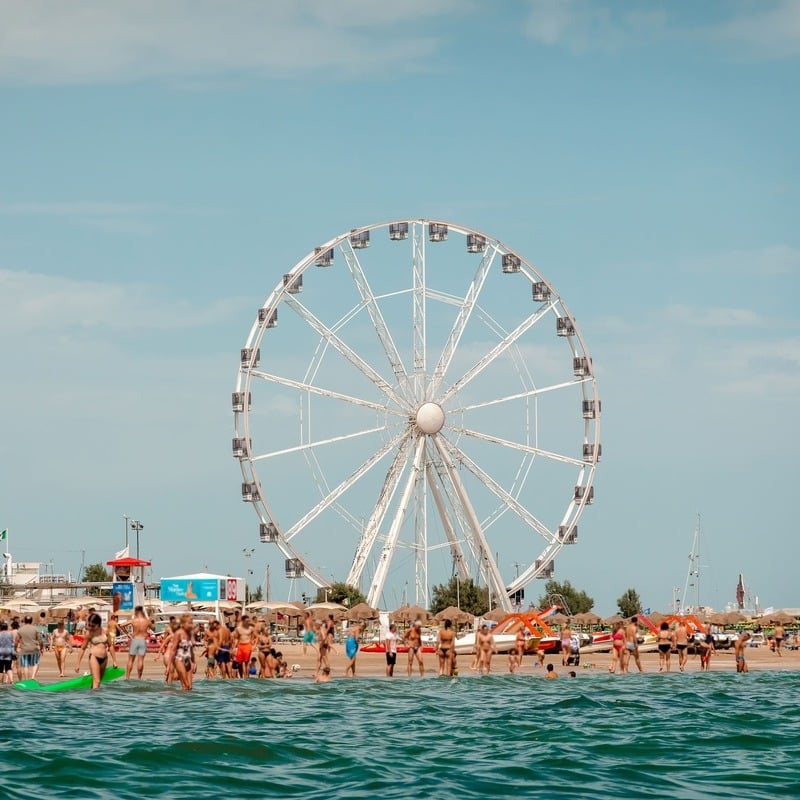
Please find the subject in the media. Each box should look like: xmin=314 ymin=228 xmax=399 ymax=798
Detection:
xmin=123 ymin=514 xmax=130 ymax=548
xmin=243 ymin=548 xmax=255 ymax=603
xmin=130 ymin=520 xmax=143 ymax=560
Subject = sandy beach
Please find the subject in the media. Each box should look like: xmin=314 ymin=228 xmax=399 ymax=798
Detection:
xmin=19 ymin=639 xmax=799 ymax=685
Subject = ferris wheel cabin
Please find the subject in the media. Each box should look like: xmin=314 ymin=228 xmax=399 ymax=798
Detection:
xmin=260 ymin=522 xmax=279 ymax=543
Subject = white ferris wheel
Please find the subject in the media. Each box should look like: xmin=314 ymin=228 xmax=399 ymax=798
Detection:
xmin=232 ymin=220 xmax=600 ymax=611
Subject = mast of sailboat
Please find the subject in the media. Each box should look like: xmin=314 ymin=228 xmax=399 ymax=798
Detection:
xmin=681 ymin=513 xmax=701 ymax=614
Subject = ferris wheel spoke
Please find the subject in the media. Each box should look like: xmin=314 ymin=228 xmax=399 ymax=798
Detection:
xmin=439 ymin=300 xmax=557 ymax=404
xmin=449 ymin=425 xmax=586 ymax=468
xmin=450 ymin=377 xmax=592 ymax=414
xmin=250 ymin=370 xmax=408 ymax=417
xmin=366 ymin=435 xmax=426 ymax=608
xmin=411 ymin=223 xmax=426 ymax=403
xmin=283 ymin=428 xmax=407 ymax=542
xmin=439 ymin=434 xmax=555 ymax=543
xmin=284 ymin=294 xmax=408 ymax=409
xmin=427 ymin=245 xmax=499 ymax=398
xmin=340 ymin=240 xmax=413 ymax=402
xmin=509 ymin=548 xmax=559 ymax=592
xmin=252 ymin=423 xmax=402 ymax=462
xmin=346 ymin=433 xmax=414 ymax=587
xmin=431 ymin=435 xmax=512 ymax=610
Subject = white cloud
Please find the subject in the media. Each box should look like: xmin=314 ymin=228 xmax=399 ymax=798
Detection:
xmin=663 ymin=305 xmax=764 ymax=329
xmin=712 ymin=0 xmax=800 ymax=59
xmin=523 ymin=0 xmax=800 ymax=60
xmin=683 ymin=244 xmax=800 ymax=277
xmin=0 ymin=268 xmax=247 ymax=333
xmin=524 ymin=0 xmax=667 ymax=52
xmin=0 ymin=0 xmax=461 ymax=85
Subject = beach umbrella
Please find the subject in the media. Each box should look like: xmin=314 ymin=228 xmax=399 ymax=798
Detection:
xmin=345 ymin=602 xmax=379 ymax=621
xmin=549 ymin=613 xmax=570 ymax=626
xmin=434 ymin=606 xmax=475 ymax=625
xmin=482 ymin=608 xmax=508 ymax=622
xmin=196 ymin=600 xmax=242 ymax=613
xmin=603 ymin=614 xmax=624 ymax=626
xmin=0 ymin=598 xmax=45 ymax=615
xmin=708 ymin=612 xmax=729 ymax=626
xmin=574 ymin=612 xmax=601 ymax=626
xmin=724 ymin=611 xmax=747 ymax=625
xmin=648 ymin=611 xmax=666 ymax=624
xmin=389 ymin=604 xmax=431 ymax=624
xmin=306 ymin=602 xmax=348 ymax=619
xmin=246 ymin=601 xmax=299 ymax=614
xmin=760 ymin=610 xmax=794 ymax=625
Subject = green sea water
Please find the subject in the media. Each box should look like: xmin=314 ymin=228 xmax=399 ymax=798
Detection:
xmin=3 ymin=671 xmax=799 ymax=799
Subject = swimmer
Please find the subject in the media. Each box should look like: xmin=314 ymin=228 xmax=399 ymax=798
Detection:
xmin=437 ymin=619 xmax=455 ymax=676
xmin=74 ymin=613 xmax=108 ymax=690
xmin=545 ymin=662 xmax=558 ymax=679
xmin=657 ymin=621 xmax=674 ymax=672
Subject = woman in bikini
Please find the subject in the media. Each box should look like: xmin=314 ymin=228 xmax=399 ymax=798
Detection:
xmin=608 ymin=621 xmax=624 ymax=673
xmin=657 ymin=621 xmax=675 ymax=672
xmin=74 ymin=613 xmax=108 ymax=689
xmin=515 ymin=627 xmax=527 ymax=668
xmin=51 ymin=620 xmax=72 ymax=677
xmin=436 ymin=619 xmax=455 ymax=676
xmin=106 ymin=614 xmax=120 ymax=669
xmin=167 ymin=613 xmax=197 ymax=691
xmin=560 ymin=621 xmax=573 ymax=667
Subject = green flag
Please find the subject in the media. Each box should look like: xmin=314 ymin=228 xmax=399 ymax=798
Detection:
xmin=0 ymin=530 xmax=6 ymax=540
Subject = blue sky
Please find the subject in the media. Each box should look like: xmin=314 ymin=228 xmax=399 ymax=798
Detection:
xmin=1 ymin=0 xmax=798 ymax=614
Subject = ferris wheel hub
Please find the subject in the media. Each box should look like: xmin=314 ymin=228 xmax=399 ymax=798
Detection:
xmin=415 ymin=402 xmax=445 ymax=435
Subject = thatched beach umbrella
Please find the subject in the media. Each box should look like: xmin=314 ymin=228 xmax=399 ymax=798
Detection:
xmin=246 ymin=601 xmax=299 ymax=615
xmin=759 ymin=610 xmax=794 ymax=625
xmin=434 ymin=606 xmax=474 ymax=625
xmin=603 ymin=614 xmax=624 ymax=626
xmin=574 ymin=612 xmax=601 ymax=627
xmin=345 ymin=602 xmax=379 ymax=621
xmin=648 ymin=611 xmax=666 ymax=624
xmin=389 ymin=604 xmax=431 ymax=624
xmin=307 ymin=602 xmax=348 ymax=619
xmin=482 ymin=608 xmax=508 ymax=623
xmin=549 ymin=613 xmax=570 ymax=626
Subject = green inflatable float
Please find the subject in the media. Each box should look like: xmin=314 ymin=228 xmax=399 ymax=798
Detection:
xmin=15 ymin=666 xmax=126 ymax=692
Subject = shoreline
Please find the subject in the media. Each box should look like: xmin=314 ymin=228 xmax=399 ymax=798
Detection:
xmin=13 ymin=642 xmax=799 ymax=686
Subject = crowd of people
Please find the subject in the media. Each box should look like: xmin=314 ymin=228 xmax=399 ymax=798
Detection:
xmin=0 ymin=607 xmax=789 ymax=690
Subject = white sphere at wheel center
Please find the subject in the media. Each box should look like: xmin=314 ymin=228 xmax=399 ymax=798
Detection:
xmin=415 ymin=402 xmax=445 ymax=435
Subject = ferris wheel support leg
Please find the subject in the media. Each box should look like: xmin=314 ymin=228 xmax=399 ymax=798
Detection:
xmin=366 ymin=436 xmax=426 ymax=609
xmin=346 ymin=433 xmax=413 ymax=589
xmin=425 ymin=463 xmax=470 ymax=581
xmin=432 ymin=436 xmax=512 ymax=612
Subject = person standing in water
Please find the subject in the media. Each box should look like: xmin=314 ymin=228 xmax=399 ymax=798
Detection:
xmin=385 ymin=623 xmax=398 ymax=677
xmin=734 ymin=631 xmax=751 ymax=673
xmin=50 ymin=621 xmax=72 ymax=677
xmin=475 ymin=624 xmax=496 ymax=675
xmin=125 ymin=606 xmax=153 ymax=680
xmin=404 ymin=620 xmax=425 ymax=677
xmin=343 ymin=623 xmax=361 ymax=678
xmin=622 ymin=617 xmax=644 ymax=673
xmin=436 ymin=619 xmax=456 ymax=676
xmin=74 ymin=613 xmax=108 ymax=690
xmin=167 ymin=613 xmax=197 ymax=690
xmin=674 ymin=619 xmax=690 ymax=672
xmin=302 ymin=611 xmax=316 ymax=656
xmin=560 ymin=621 xmax=573 ymax=667
xmin=657 ymin=622 xmax=674 ymax=672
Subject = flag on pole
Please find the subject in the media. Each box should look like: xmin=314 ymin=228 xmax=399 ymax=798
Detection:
xmin=0 ymin=530 xmax=7 ymax=541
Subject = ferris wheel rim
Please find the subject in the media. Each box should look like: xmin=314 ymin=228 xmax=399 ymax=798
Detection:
xmin=233 ymin=219 xmax=601 ymax=607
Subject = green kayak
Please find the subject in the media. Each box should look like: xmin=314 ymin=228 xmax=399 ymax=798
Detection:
xmin=15 ymin=666 xmax=126 ymax=692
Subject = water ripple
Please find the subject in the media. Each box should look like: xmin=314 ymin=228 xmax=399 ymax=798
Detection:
xmin=2 ymin=671 xmax=799 ymax=798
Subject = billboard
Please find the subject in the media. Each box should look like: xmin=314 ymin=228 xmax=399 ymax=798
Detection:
xmin=160 ymin=578 xmax=224 ymax=603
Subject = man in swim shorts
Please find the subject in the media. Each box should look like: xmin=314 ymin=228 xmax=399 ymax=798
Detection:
xmin=734 ymin=631 xmax=751 ymax=672
xmin=215 ymin=620 xmax=233 ymax=679
xmin=232 ymin=615 xmax=254 ymax=678
xmin=302 ymin=611 xmax=316 ymax=656
xmin=674 ymin=620 xmax=689 ymax=672
xmin=125 ymin=605 xmax=154 ymax=680
xmin=385 ymin=623 xmax=398 ymax=677
xmin=404 ymin=620 xmax=425 ymax=676
xmin=622 ymin=617 xmax=644 ymax=673
xmin=17 ymin=615 xmax=42 ymax=680
xmin=773 ymin=624 xmax=785 ymax=657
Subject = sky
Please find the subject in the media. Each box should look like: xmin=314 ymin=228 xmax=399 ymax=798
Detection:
xmin=1 ymin=0 xmax=798 ymax=615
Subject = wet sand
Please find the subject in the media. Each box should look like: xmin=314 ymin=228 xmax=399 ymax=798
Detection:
xmin=20 ymin=639 xmax=799 ymax=684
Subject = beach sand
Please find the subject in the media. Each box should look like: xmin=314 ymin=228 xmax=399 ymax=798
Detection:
xmin=22 ymin=639 xmax=799 ymax=685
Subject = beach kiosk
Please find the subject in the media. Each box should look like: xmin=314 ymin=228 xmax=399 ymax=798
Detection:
xmin=159 ymin=572 xmax=244 ymax=617
xmin=106 ymin=556 xmax=151 ymax=614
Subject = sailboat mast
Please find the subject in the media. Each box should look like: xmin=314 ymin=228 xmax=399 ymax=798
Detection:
xmin=681 ymin=513 xmax=701 ymax=613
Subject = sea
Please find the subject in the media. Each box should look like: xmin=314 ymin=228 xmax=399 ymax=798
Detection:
xmin=2 ymin=670 xmax=799 ymax=799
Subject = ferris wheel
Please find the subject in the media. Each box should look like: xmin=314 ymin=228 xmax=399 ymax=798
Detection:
xmin=232 ymin=220 xmax=600 ymax=611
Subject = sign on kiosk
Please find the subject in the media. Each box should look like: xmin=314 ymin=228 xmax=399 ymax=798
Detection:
xmin=159 ymin=573 xmax=245 ymax=604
